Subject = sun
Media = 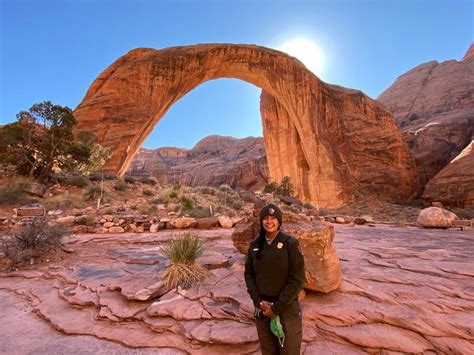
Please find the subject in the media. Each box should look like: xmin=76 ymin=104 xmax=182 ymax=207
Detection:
xmin=278 ymin=38 xmax=325 ymax=76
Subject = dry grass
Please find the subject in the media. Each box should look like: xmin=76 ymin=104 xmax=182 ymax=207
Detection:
xmin=160 ymin=233 xmax=209 ymax=289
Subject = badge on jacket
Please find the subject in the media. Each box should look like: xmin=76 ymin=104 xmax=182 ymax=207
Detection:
xmin=277 ymin=242 xmax=283 ymax=249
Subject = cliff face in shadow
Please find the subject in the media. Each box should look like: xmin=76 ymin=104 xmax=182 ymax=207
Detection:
xmin=127 ymin=135 xmax=269 ymax=191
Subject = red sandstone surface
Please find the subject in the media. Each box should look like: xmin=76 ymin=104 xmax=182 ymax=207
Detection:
xmin=1 ymin=225 xmax=473 ymax=354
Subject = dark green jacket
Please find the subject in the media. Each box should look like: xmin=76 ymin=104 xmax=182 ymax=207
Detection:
xmin=244 ymin=230 xmax=305 ymax=315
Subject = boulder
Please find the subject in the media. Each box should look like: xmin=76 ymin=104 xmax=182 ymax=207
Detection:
xmin=23 ymin=182 xmax=48 ymax=197
xmin=232 ymin=217 xmax=341 ymax=293
xmin=173 ymin=217 xmax=197 ymax=229
xmin=196 ymin=217 xmax=219 ymax=230
xmin=217 ymin=216 xmax=233 ymax=228
xmin=285 ymin=222 xmax=342 ymax=293
xmin=56 ymin=216 xmax=76 ymax=225
xmin=417 ymin=207 xmax=458 ymax=228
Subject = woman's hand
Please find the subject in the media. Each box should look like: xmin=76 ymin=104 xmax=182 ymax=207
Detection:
xmin=259 ymin=301 xmax=275 ymax=318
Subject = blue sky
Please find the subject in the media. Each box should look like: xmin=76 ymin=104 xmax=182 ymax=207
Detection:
xmin=1 ymin=0 xmax=472 ymax=149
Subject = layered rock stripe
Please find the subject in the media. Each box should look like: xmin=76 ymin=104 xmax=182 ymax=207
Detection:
xmin=74 ymin=44 xmax=418 ymax=208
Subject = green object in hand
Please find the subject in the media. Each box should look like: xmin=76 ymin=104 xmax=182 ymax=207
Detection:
xmin=270 ymin=315 xmax=285 ymax=347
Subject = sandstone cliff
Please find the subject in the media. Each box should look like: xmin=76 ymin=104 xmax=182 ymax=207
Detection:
xmin=378 ymin=44 xmax=474 ymax=186
xmin=127 ymin=135 xmax=269 ymax=191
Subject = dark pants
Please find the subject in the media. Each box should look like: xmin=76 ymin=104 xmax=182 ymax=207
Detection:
xmin=255 ymin=301 xmax=302 ymax=355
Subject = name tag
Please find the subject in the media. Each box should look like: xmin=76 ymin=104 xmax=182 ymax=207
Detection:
xmin=253 ymin=248 xmax=259 ymax=251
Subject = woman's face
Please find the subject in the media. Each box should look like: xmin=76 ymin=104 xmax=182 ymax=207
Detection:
xmin=262 ymin=215 xmax=280 ymax=234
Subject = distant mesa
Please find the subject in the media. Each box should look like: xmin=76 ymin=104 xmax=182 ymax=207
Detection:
xmin=74 ymin=44 xmax=418 ymax=208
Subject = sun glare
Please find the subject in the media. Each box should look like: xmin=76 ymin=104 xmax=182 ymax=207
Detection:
xmin=278 ymin=38 xmax=325 ymax=76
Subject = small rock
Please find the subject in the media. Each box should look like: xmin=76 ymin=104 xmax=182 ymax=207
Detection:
xmin=103 ymin=222 xmax=114 ymax=228
xmin=56 ymin=216 xmax=76 ymax=225
xmin=174 ymin=217 xmax=197 ymax=229
xmin=335 ymin=216 xmax=346 ymax=224
xmin=218 ymin=216 xmax=233 ymax=228
xmin=149 ymin=223 xmax=160 ymax=232
xmin=108 ymin=226 xmax=125 ymax=233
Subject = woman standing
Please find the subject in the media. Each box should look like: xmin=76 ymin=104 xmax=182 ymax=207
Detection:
xmin=244 ymin=203 xmax=305 ymax=354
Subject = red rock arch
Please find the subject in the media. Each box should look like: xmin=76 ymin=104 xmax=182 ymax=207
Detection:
xmin=74 ymin=44 xmax=419 ymax=208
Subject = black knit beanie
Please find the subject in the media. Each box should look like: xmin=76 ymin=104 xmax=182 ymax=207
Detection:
xmin=259 ymin=203 xmax=283 ymax=226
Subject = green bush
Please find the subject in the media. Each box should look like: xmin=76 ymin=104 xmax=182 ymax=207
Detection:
xmin=180 ymin=196 xmax=194 ymax=211
xmin=263 ymin=181 xmax=279 ymax=194
xmin=0 ymin=182 xmax=31 ymax=206
xmin=160 ymin=233 xmax=209 ymax=289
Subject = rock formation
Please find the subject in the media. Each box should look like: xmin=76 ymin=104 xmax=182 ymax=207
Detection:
xmin=378 ymin=44 xmax=474 ymax=186
xmin=127 ymin=135 xmax=269 ymax=191
xmin=1 ymin=226 xmax=473 ymax=353
xmin=422 ymin=141 xmax=474 ymax=206
xmin=74 ymin=44 xmax=418 ymax=208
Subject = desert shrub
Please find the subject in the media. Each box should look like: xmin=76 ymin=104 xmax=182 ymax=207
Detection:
xmin=195 ymin=186 xmax=216 ymax=196
xmin=76 ymin=215 xmax=96 ymax=226
xmin=113 ymin=180 xmax=128 ymax=191
xmin=219 ymin=184 xmax=233 ymax=192
xmin=160 ymin=186 xmax=181 ymax=203
xmin=2 ymin=217 xmax=68 ymax=269
xmin=66 ymin=175 xmax=90 ymax=188
xmin=143 ymin=189 xmax=155 ymax=196
xmin=123 ymin=175 xmax=137 ymax=184
xmin=84 ymin=185 xmax=103 ymax=200
xmin=45 ymin=194 xmax=85 ymax=210
xmin=139 ymin=176 xmax=158 ymax=185
xmin=101 ymin=207 xmax=115 ymax=215
xmin=187 ymin=206 xmax=212 ymax=218
xmin=238 ymin=190 xmax=257 ymax=203
xmin=408 ymin=113 xmax=419 ymax=122
xmin=276 ymin=176 xmax=294 ymax=196
xmin=137 ymin=204 xmax=157 ymax=215
xmin=160 ymin=233 xmax=209 ymax=289
xmin=263 ymin=181 xmax=279 ymax=194
xmin=88 ymin=173 xmax=117 ymax=181
xmin=282 ymin=204 xmax=299 ymax=213
xmin=0 ymin=182 xmax=31 ymax=206
xmin=216 ymin=190 xmax=242 ymax=210
xmin=180 ymin=196 xmax=194 ymax=211
xmin=449 ymin=206 xmax=474 ymax=220
xmin=149 ymin=197 xmax=164 ymax=205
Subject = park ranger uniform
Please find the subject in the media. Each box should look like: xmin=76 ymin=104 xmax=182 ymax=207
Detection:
xmin=245 ymin=225 xmax=306 ymax=355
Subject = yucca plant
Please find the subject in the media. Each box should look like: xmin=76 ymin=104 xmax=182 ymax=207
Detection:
xmin=160 ymin=233 xmax=209 ymax=289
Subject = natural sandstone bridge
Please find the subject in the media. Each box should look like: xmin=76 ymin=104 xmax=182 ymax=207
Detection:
xmin=74 ymin=44 xmax=419 ymax=208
